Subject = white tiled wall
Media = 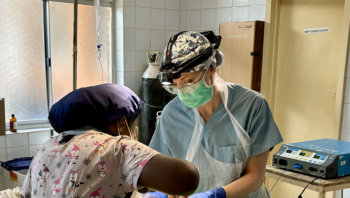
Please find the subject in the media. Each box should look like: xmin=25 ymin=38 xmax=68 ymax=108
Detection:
xmin=28 ymin=131 xmax=50 ymax=146
xmin=0 ymin=174 xmax=4 ymax=192
xmin=336 ymin=48 xmax=350 ymax=198
xmin=116 ymin=0 xmax=266 ymax=96
xmin=180 ymin=0 xmax=266 ymax=33
xmin=0 ymin=148 xmax=6 ymax=189
xmin=0 ymin=149 xmax=6 ymax=169
xmin=341 ymin=49 xmax=350 ymax=142
xmin=0 ymin=131 xmax=50 ymax=165
xmin=6 ymin=134 xmax=28 ymax=148
xmin=0 ymin=130 xmax=50 ymax=191
xmin=0 ymin=136 xmax=6 ymax=149
xmin=7 ymin=147 xmax=29 ymax=160
xmin=116 ymin=0 xmax=266 ymax=132
xmin=117 ymin=0 xmax=180 ymax=98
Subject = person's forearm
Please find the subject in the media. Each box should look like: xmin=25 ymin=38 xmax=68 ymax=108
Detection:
xmin=223 ymin=173 xmax=264 ymax=198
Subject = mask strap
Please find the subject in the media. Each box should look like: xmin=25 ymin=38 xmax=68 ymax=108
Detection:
xmin=125 ymin=120 xmax=133 ymax=139
xmin=116 ymin=120 xmax=121 ymax=136
xmin=202 ymin=56 xmax=215 ymax=88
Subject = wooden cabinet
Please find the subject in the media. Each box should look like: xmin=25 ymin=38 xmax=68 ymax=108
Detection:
xmin=218 ymin=21 xmax=264 ymax=92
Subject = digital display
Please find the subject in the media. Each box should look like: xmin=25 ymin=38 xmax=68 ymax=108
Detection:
xmin=313 ymin=156 xmax=321 ymax=159
xmin=299 ymin=153 xmax=306 ymax=156
xmin=286 ymin=150 xmax=292 ymax=153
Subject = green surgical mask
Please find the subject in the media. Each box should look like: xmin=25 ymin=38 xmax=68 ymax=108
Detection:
xmin=178 ymin=73 xmax=214 ymax=108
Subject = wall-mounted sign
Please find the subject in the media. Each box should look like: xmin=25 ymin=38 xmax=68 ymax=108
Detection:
xmin=227 ymin=35 xmax=248 ymax=38
xmin=304 ymin=27 xmax=329 ymax=34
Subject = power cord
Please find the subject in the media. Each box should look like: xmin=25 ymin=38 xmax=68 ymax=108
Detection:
xmin=298 ymin=168 xmax=335 ymax=198
xmin=269 ymin=165 xmax=303 ymax=193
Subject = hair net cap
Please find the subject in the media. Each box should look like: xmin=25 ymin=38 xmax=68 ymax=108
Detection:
xmin=169 ymin=31 xmax=224 ymax=73
xmin=48 ymin=83 xmax=142 ymax=133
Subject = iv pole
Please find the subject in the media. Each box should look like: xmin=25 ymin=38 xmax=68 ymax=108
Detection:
xmin=73 ymin=0 xmax=78 ymax=90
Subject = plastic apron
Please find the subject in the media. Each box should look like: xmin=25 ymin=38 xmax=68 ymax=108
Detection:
xmin=185 ymin=77 xmax=269 ymax=197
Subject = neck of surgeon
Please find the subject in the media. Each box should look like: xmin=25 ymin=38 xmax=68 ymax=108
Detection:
xmin=197 ymin=69 xmax=222 ymax=122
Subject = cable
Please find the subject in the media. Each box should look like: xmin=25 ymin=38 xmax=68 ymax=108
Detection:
xmin=269 ymin=165 xmax=303 ymax=193
xmin=298 ymin=168 xmax=335 ymax=198
xmin=341 ymin=189 xmax=343 ymax=198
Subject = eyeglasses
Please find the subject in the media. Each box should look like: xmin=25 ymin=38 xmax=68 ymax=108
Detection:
xmin=162 ymin=70 xmax=205 ymax=94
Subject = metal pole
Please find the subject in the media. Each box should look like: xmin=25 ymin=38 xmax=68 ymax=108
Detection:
xmin=42 ymin=0 xmax=53 ymax=113
xmin=341 ymin=189 xmax=343 ymax=198
xmin=73 ymin=0 xmax=78 ymax=90
xmin=111 ymin=1 xmax=116 ymax=83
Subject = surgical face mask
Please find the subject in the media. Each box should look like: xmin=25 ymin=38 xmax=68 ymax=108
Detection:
xmin=117 ymin=120 xmax=133 ymax=139
xmin=178 ymin=69 xmax=215 ymax=108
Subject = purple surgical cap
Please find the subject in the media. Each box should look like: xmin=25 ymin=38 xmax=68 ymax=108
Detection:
xmin=48 ymin=83 xmax=142 ymax=133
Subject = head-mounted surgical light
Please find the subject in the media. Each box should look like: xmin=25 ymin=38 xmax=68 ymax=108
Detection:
xmin=158 ymin=31 xmax=221 ymax=86
xmin=158 ymin=71 xmax=174 ymax=85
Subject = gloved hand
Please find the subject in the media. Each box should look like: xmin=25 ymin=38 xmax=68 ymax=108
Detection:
xmin=189 ymin=188 xmax=226 ymax=198
xmin=141 ymin=191 xmax=168 ymax=198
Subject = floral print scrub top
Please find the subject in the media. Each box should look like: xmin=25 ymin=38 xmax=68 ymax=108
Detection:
xmin=22 ymin=127 xmax=159 ymax=198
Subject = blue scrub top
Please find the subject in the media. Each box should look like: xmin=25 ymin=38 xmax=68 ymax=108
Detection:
xmin=149 ymin=84 xmax=283 ymax=164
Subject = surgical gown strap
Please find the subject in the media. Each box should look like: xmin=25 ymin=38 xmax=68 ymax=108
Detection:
xmin=217 ymin=77 xmax=251 ymax=160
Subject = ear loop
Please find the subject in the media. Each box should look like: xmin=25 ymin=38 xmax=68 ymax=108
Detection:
xmin=116 ymin=120 xmax=121 ymax=136
xmin=125 ymin=121 xmax=133 ymax=139
xmin=116 ymin=120 xmax=133 ymax=138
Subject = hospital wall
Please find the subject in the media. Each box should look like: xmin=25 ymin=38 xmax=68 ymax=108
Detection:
xmin=116 ymin=0 xmax=181 ymax=97
xmin=0 ymin=129 xmax=51 ymax=190
xmin=180 ymin=0 xmax=266 ymax=33
xmin=335 ymin=47 xmax=350 ymax=198
xmin=115 ymin=0 xmax=181 ymax=131
xmin=116 ymin=0 xmax=267 ymax=97
xmin=341 ymin=49 xmax=350 ymax=146
xmin=116 ymin=0 xmax=267 ymax=131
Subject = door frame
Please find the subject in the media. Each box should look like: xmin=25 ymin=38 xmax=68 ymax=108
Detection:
xmin=261 ymin=0 xmax=350 ymax=141
xmin=261 ymin=1 xmax=350 ymax=196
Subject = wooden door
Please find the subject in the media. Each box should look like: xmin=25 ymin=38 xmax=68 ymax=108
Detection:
xmin=218 ymin=22 xmax=256 ymax=88
xmin=269 ymin=0 xmax=344 ymax=198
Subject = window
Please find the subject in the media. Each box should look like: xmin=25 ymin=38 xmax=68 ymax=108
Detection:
xmin=0 ymin=0 xmax=48 ymax=121
xmin=0 ymin=0 xmax=113 ymax=125
xmin=50 ymin=2 xmax=112 ymax=104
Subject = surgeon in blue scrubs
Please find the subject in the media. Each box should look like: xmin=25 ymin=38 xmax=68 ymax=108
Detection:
xmin=148 ymin=31 xmax=283 ymax=198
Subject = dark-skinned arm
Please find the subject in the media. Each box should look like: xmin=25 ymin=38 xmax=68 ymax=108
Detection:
xmin=138 ymin=154 xmax=199 ymax=196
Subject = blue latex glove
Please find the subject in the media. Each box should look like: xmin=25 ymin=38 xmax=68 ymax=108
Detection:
xmin=189 ymin=188 xmax=226 ymax=198
xmin=141 ymin=192 xmax=168 ymax=198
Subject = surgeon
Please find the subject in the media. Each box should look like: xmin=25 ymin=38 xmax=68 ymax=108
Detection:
xmin=22 ymin=84 xmax=199 ymax=198
xmin=148 ymin=31 xmax=283 ymax=198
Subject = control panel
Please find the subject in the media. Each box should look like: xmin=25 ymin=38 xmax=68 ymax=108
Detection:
xmin=280 ymin=148 xmax=328 ymax=165
xmin=273 ymin=139 xmax=350 ymax=179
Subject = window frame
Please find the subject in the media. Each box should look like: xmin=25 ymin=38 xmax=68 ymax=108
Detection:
xmin=5 ymin=0 xmax=116 ymax=131
xmin=49 ymin=0 xmax=114 ymax=7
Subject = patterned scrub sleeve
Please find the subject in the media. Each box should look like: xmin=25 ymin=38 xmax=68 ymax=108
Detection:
xmin=21 ymin=131 xmax=160 ymax=198
xmin=22 ymin=161 xmax=33 ymax=198
xmin=115 ymin=136 xmax=160 ymax=192
xmin=22 ymin=143 xmax=45 ymax=198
